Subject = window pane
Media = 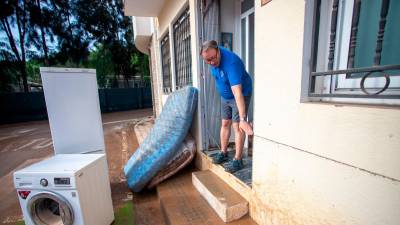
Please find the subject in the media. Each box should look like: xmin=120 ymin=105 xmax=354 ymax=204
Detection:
xmin=354 ymin=0 xmax=381 ymax=68
xmin=381 ymin=1 xmax=400 ymax=69
xmin=173 ymin=8 xmax=192 ymax=89
xmin=355 ymin=0 xmax=400 ymax=72
xmin=308 ymin=0 xmax=400 ymax=99
xmin=161 ymin=34 xmax=172 ymax=92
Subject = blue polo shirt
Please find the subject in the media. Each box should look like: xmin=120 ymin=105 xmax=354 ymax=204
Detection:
xmin=210 ymin=47 xmax=252 ymax=100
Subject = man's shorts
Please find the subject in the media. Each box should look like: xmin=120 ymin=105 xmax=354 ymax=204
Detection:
xmin=221 ymin=95 xmax=251 ymax=122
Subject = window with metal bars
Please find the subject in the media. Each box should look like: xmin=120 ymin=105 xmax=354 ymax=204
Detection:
xmin=308 ymin=0 xmax=400 ymax=100
xmin=160 ymin=33 xmax=172 ymax=93
xmin=173 ymin=7 xmax=192 ymax=90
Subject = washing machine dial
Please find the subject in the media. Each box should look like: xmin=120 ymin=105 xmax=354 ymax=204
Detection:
xmin=40 ymin=178 xmax=48 ymax=187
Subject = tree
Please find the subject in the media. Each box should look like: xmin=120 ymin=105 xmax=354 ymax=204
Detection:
xmin=131 ymin=52 xmax=150 ymax=84
xmin=27 ymin=0 xmax=54 ymax=66
xmin=0 ymin=0 xmax=31 ymax=92
xmin=47 ymin=0 xmax=91 ymax=67
xmin=0 ymin=60 xmax=19 ymax=93
xmin=89 ymin=44 xmax=114 ymax=88
xmin=1 ymin=0 xmax=150 ymax=92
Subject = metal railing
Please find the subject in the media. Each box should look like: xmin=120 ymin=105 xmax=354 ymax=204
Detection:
xmin=160 ymin=33 xmax=172 ymax=93
xmin=309 ymin=0 xmax=400 ymax=98
xmin=173 ymin=7 xmax=192 ymax=90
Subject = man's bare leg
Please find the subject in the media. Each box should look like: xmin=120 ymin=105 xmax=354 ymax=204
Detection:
xmin=220 ymin=119 xmax=232 ymax=153
xmin=232 ymin=122 xmax=245 ymax=159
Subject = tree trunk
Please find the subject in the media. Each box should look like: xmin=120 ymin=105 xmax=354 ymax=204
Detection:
xmin=36 ymin=0 xmax=49 ymax=65
xmin=16 ymin=0 xmax=29 ymax=92
xmin=20 ymin=61 xmax=29 ymax=92
xmin=0 ymin=18 xmax=22 ymax=62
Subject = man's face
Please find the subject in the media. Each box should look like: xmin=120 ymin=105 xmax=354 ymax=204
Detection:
xmin=202 ymin=48 xmax=219 ymax=67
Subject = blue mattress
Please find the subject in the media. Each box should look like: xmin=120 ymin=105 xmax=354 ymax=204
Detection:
xmin=124 ymin=86 xmax=198 ymax=192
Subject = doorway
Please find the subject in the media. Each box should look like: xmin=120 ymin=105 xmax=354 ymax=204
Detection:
xmin=199 ymin=0 xmax=255 ymax=187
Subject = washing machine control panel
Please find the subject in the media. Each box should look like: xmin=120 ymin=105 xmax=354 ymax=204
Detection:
xmin=54 ymin=177 xmax=70 ymax=185
xmin=40 ymin=178 xmax=48 ymax=187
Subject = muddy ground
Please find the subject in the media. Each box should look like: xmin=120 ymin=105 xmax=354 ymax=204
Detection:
xmin=0 ymin=109 xmax=153 ymax=224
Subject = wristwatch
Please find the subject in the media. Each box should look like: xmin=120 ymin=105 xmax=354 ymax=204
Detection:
xmin=240 ymin=117 xmax=246 ymax=122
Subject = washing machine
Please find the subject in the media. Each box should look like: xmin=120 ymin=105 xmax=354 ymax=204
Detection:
xmin=14 ymin=154 xmax=114 ymax=225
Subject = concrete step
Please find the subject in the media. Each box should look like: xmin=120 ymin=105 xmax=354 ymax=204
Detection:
xmin=192 ymin=170 xmax=248 ymax=222
xmin=157 ymin=168 xmax=257 ymax=225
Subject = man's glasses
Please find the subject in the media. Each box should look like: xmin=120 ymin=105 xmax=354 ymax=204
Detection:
xmin=204 ymin=51 xmax=218 ymax=66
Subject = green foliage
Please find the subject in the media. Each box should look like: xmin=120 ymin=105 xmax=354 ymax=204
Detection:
xmin=0 ymin=0 xmax=148 ymax=93
xmin=131 ymin=53 xmax=150 ymax=79
xmin=1 ymin=0 xmax=31 ymax=92
xmin=89 ymin=45 xmax=114 ymax=88
xmin=26 ymin=60 xmax=41 ymax=83
xmin=0 ymin=60 xmax=20 ymax=93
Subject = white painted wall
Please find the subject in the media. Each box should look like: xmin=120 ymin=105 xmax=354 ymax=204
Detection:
xmin=132 ymin=17 xmax=153 ymax=54
xmin=221 ymin=0 xmax=236 ymax=34
xmin=252 ymin=0 xmax=400 ymax=224
xmin=124 ymin=0 xmax=166 ymax=16
xmin=220 ymin=0 xmax=241 ymax=54
xmin=220 ymin=0 xmax=236 ymax=48
xmin=157 ymin=0 xmax=188 ymax=36
xmin=189 ymin=0 xmax=204 ymax=150
xmin=252 ymin=136 xmax=400 ymax=225
xmin=149 ymin=21 xmax=163 ymax=117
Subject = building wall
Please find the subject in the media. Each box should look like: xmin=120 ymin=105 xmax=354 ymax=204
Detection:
xmin=157 ymin=0 xmax=187 ymax=35
xmin=149 ymin=31 xmax=162 ymax=117
xmin=220 ymin=0 xmax=241 ymax=53
xmin=155 ymin=0 xmax=188 ymax=110
xmin=150 ymin=0 xmax=204 ymax=149
xmin=220 ymin=0 xmax=236 ymax=34
xmin=188 ymin=0 xmax=203 ymax=150
xmin=251 ymin=0 xmax=400 ymax=224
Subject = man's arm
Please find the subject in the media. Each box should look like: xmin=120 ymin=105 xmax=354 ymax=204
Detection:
xmin=231 ymin=84 xmax=253 ymax=135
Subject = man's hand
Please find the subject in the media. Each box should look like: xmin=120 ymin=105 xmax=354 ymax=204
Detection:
xmin=239 ymin=120 xmax=253 ymax=136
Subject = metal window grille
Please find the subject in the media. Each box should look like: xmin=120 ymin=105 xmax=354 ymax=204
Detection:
xmin=160 ymin=34 xmax=172 ymax=93
xmin=309 ymin=0 xmax=400 ymax=98
xmin=173 ymin=7 xmax=192 ymax=90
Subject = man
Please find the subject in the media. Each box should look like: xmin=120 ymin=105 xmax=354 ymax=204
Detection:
xmin=200 ymin=40 xmax=253 ymax=173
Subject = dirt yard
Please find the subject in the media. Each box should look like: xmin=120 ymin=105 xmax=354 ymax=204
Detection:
xmin=0 ymin=109 xmax=152 ymax=224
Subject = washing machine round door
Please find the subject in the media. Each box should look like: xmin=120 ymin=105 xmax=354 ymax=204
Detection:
xmin=27 ymin=191 xmax=74 ymax=225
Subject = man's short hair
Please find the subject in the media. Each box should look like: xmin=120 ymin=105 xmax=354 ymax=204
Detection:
xmin=200 ymin=40 xmax=218 ymax=54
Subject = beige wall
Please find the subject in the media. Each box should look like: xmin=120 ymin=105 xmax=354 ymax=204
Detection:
xmin=252 ymin=0 xmax=400 ymax=224
xmin=149 ymin=32 xmax=162 ymax=117
xmin=252 ymin=136 xmax=400 ymax=225
xmin=189 ymin=0 xmax=204 ymax=150
xmin=157 ymin=0 xmax=188 ymax=35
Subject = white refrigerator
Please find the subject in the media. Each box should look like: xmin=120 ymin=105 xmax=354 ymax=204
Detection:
xmin=40 ymin=67 xmax=105 ymax=155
